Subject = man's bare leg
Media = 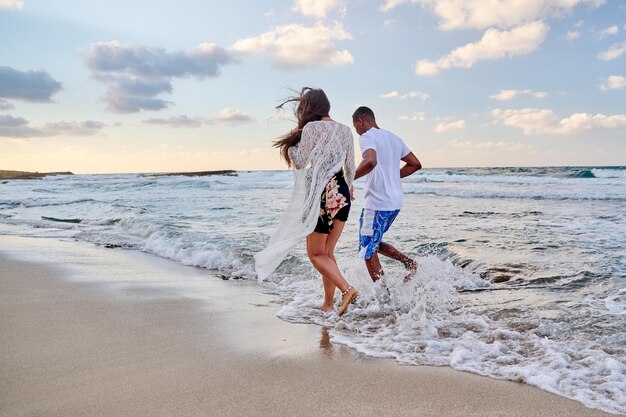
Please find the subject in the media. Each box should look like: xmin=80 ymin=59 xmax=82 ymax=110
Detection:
xmin=365 ymin=252 xmax=384 ymax=282
xmin=378 ymin=242 xmax=417 ymax=281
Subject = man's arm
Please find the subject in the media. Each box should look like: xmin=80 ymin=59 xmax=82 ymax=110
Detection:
xmin=400 ymin=152 xmax=421 ymax=178
xmin=354 ymin=149 xmax=377 ymax=180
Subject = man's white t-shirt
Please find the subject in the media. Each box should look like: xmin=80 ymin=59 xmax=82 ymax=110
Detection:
xmin=359 ymin=128 xmax=411 ymax=211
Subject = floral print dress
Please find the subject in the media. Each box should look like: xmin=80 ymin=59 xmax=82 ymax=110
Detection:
xmin=316 ymin=170 xmax=351 ymax=233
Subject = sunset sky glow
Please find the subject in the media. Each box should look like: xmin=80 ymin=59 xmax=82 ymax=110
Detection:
xmin=1 ymin=0 xmax=625 ymax=173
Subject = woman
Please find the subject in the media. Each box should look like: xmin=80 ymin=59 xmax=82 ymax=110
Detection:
xmin=254 ymin=87 xmax=359 ymax=317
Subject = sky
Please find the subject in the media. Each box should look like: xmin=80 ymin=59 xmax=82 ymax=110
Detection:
xmin=0 ymin=0 xmax=625 ymax=173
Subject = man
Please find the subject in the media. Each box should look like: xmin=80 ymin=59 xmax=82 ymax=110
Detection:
xmin=352 ymin=106 xmax=422 ymax=282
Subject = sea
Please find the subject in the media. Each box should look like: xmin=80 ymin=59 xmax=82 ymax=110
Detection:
xmin=1 ymin=166 xmax=625 ymax=415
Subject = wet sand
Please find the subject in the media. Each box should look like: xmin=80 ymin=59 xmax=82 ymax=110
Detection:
xmin=0 ymin=235 xmax=613 ymax=417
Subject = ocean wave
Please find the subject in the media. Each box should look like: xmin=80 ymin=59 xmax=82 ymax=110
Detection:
xmin=118 ymin=218 xmax=256 ymax=278
xmin=272 ymin=255 xmax=625 ymax=414
xmin=408 ymin=171 xmax=625 ymax=186
xmin=19 ymin=198 xmax=98 ymax=208
xmin=403 ymin=186 xmax=625 ymax=201
xmin=592 ymin=168 xmax=626 ymax=179
xmin=41 ymin=216 xmax=82 ymax=224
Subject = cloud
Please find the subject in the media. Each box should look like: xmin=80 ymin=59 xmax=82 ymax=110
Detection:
xmin=0 ymin=0 xmax=23 ymax=10
xmin=143 ymin=115 xmax=204 ymax=128
xmin=0 ymin=99 xmax=14 ymax=110
xmin=232 ymin=22 xmax=353 ymax=70
xmin=415 ymin=22 xmax=548 ymax=76
xmin=0 ymin=66 xmax=62 ymax=102
xmin=598 ymin=25 xmax=620 ymax=38
xmin=449 ymin=139 xmax=526 ymax=151
xmin=208 ymin=108 xmax=255 ymax=125
xmin=434 ymin=119 xmax=465 ymax=132
xmin=491 ymin=108 xmax=626 ymax=134
xmin=0 ymin=115 xmax=105 ymax=138
xmin=566 ymin=30 xmax=582 ymax=40
xmin=43 ymin=120 xmax=106 ymax=136
xmin=380 ymin=90 xmax=430 ymax=100
xmin=381 ymin=0 xmax=604 ymax=31
xmin=143 ymin=109 xmax=254 ymax=128
xmin=398 ymin=112 xmax=426 ymax=121
xmin=292 ymin=0 xmax=345 ymax=17
xmin=600 ymin=75 xmax=626 ymax=91
xmin=490 ymin=89 xmax=548 ymax=101
xmin=598 ymin=40 xmax=626 ymax=60
xmin=84 ymin=41 xmax=237 ymax=113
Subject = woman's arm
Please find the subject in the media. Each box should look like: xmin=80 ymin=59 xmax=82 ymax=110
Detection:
xmin=287 ymin=126 xmax=311 ymax=169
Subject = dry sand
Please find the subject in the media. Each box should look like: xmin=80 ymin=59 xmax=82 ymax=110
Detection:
xmin=0 ymin=235 xmax=613 ymax=417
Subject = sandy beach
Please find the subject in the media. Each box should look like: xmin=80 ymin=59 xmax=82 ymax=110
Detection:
xmin=0 ymin=234 xmax=614 ymax=417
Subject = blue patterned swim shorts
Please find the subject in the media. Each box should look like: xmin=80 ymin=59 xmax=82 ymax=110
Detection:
xmin=358 ymin=209 xmax=400 ymax=260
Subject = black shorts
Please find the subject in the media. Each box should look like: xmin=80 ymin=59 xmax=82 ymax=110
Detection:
xmin=314 ymin=170 xmax=351 ymax=234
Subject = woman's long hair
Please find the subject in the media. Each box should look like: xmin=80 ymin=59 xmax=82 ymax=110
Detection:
xmin=273 ymin=87 xmax=330 ymax=167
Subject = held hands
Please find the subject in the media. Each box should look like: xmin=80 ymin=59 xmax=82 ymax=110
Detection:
xmin=350 ymin=186 xmax=355 ymax=201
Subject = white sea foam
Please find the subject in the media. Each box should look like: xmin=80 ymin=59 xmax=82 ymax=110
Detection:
xmin=592 ymin=168 xmax=626 ymax=179
xmin=274 ymin=256 xmax=626 ymax=414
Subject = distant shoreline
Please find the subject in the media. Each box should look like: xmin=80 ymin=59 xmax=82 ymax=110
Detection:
xmin=0 ymin=170 xmax=238 ymax=180
xmin=0 ymin=170 xmax=74 ymax=180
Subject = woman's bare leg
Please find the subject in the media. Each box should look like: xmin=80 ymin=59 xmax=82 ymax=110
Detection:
xmin=320 ymin=220 xmax=346 ymax=311
xmin=307 ymin=229 xmax=358 ymax=317
xmin=306 ymin=232 xmax=350 ymax=292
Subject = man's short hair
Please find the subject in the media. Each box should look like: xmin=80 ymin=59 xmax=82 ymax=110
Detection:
xmin=352 ymin=106 xmax=376 ymax=121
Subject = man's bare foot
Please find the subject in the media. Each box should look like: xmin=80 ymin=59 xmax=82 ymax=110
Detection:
xmin=321 ymin=305 xmax=335 ymax=312
xmin=403 ymin=259 xmax=418 ymax=283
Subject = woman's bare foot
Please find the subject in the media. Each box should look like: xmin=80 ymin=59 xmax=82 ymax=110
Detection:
xmin=321 ymin=305 xmax=335 ymax=312
xmin=338 ymin=286 xmax=359 ymax=317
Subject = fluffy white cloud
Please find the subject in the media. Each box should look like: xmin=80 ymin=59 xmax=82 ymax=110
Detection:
xmin=232 ymin=22 xmax=353 ymax=70
xmin=599 ymin=25 xmax=620 ymax=38
xmin=84 ymin=41 xmax=237 ymax=113
xmin=292 ymin=0 xmax=345 ymax=17
xmin=600 ymin=75 xmax=626 ymax=91
xmin=416 ymin=22 xmax=548 ymax=76
xmin=208 ymin=108 xmax=255 ymax=125
xmin=492 ymin=108 xmax=626 ymax=134
xmin=490 ymin=89 xmax=548 ymax=100
xmin=381 ymin=0 xmax=604 ymax=30
xmin=380 ymin=90 xmax=430 ymax=100
xmin=598 ymin=41 xmax=626 ymax=60
xmin=0 ymin=0 xmax=23 ymax=10
xmin=144 ymin=109 xmax=254 ymax=127
xmin=0 ymin=99 xmax=14 ymax=110
xmin=0 ymin=66 xmax=62 ymax=103
xmin=566 ymin=30 xmax=582 ymax=40
xmin=449 ymin=139 xmax=526 ymax=151
xmin=143 ymin=115 xmax=204 ymax=128
xmin=398 ymin=112 xmax=426 ymax=121
xmin=434 ymin=119 xmax=465 ymax=132
xmin=0 ymin=115 xmax=105 ymax=138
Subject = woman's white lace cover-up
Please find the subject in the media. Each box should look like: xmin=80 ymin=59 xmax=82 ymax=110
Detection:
xmin=254 ymin=121 xmax=355 ymax=282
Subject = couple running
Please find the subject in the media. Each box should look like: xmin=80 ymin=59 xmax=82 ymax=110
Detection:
xmin=255 ymin=87 xmax=422 ymax=317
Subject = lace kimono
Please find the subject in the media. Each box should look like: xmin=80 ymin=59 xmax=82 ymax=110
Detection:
xmin=255 ymin=120 xmax=355 ymax=282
